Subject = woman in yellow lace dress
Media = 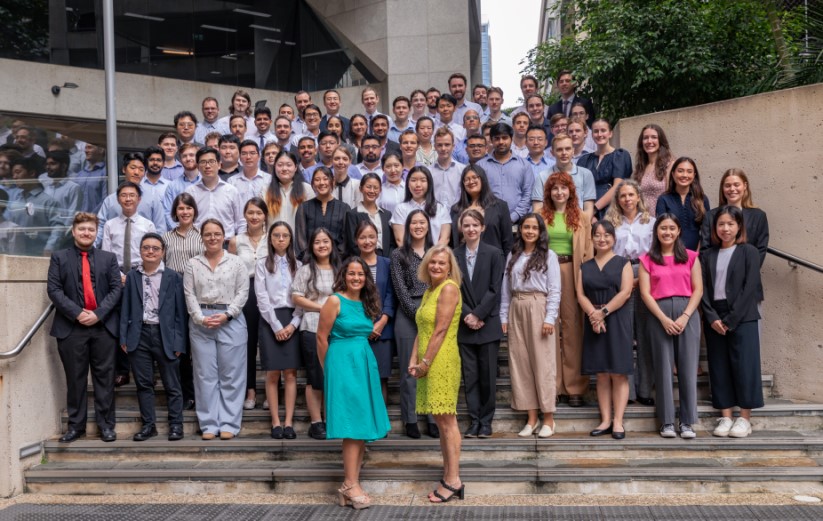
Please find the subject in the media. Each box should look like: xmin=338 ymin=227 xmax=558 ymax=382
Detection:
xmin=409 ymin=245 xmax=464 ymax=503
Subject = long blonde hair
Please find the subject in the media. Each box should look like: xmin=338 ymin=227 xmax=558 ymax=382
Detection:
xmin=605 ymin=179 xmax=651 ymax=227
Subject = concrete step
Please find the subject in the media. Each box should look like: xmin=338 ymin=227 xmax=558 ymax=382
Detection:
xmin=64 ymin=399 xmax=823 ymax=438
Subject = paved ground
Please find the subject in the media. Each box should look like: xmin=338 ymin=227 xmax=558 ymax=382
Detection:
xmin=1 ymin=502 xmax=823 ymax=520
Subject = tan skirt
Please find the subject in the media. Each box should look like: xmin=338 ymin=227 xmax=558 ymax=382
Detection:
xmin=507 ymin=292 xmax=557 ymax=413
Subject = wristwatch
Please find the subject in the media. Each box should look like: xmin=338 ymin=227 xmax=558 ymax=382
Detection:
xmin=601 ymin=307 xmax=610 ymax=316
xmin=226 ymin=313 xmax=234 ymax=322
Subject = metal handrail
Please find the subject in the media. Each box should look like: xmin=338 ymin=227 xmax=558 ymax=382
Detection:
xmin=0 ymin=303 xmax=55 ymax=359
xmin=768 ymin=247 xmax=823 ymax=274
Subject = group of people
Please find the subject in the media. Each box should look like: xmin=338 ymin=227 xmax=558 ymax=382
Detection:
xmin=35 ymin=70 xmax=769 ymax=508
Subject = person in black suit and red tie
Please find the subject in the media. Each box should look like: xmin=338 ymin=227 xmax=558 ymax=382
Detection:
xmin=47 ymin=212 xmax=122 ymax=443
xmin=548 ymin=70 xmax=596 ymax=129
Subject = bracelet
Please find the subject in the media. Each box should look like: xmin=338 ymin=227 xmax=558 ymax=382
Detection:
xmin=682 ymin=312 xmax=691 ymax=318
xmin=421 ymin=358 xmax=431 ymax=367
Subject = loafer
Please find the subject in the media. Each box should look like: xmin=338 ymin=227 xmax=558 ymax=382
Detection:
xmin=184 ymin=399 xmax=196 ymax=411
xmin=537 ymin=422 xmax=556 ymax=438
xmin=202 ymin=432 xmax=216 ymax=440
xmin=518 ymin=423 xmax=539 ymax=437
xmin=308 ymin=422 xmax=327 ymax=440
xmin=283 ymin=426 xmax=297 ymax=439
xmin=168 ymin=425 xmax=184 ymax=441
xmin=219 ymin=431 xmax=236 ymax=440
xmin=59 ymin=429 xmax=85 ymax=443
xmin=590 ymin=424 xmax=613 ymax=437
xmin=132 ymin=425 xmax=158 ymax=442
xmin=611 ymin=429 xmax=626 ymax=440
xmin=114 ymin=374 xmax=130 ymax=387
xmin=636 ymin=396 xmax=655 ymax=406
xmin=405 ymin=422 xmax=421 ymax=439
xmin=464 ymin=422 xmax=480 ymax=438
xmin=477 ymin=424 xmax=493 ymax=438
xmin=271 ymin=426 xmax=284 ymax=439
xmin=101 ymin=428 xmax=117 ymax=442
xmin=427 ymin=422 xmax=440 ymax=439
xmin=567 ymin=395 xmax=585 ymax=407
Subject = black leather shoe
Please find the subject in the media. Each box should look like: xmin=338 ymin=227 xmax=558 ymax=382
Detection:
xmin=184 ymin=399 xmax=196 ymax=411
xmin=133 ymin=425 xmax=158 ymax=442
xmin=477 ymin=424 xmax=493 ymax=438
xmin=114 ymin=374 xmax=130 ymax=387
xmin=59 ymin=429 xmax=85 ymax=443
xmin=568 ymin=395 xmax=585 ymax=407
xmin=636 ymin=396 xmax=655 ymax=406
xmin=464 ymin=422 xmax=480 ymax=438
xmin=611 ymin=430 xmax=626 ymax=440
xmin=168 ymin=425 xmax=184 ymax=441
xmin=308 ymin=422 xmax=327 ymax=440
xmin=283 ymin=426 xmax=297 ymax=439
xmin=427 ymin=422 xmax=440 ymax=438
xmin=590 ymin=424 xmax=613 ymax=437
xmin=271 ymin=426 xmax=284 ymax=439
xmin=101 ymin=428 xmax=117 ymax=442
xmin=405 ymin=422 xmax=421 ymax=439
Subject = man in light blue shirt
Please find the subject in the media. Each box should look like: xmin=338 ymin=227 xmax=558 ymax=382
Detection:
xmin=185 ymin=148 xmax=246 ymax=240
xmin=388 ymin=96 xmax=415 ymax=143
xmin=448 ymin=73 xmax=483 ymax=125
xmin=476 ymin=123 xmax=534 ymax=223
xmin=72 ymin=143 xmax=107 ymax=213
xmin=140 ymin=146 xmax=171 ymax=216
xmin=525 ymin=126 xmax=556 ymax=179
xmin=431 ymin=127 xmax=465 ymax=207
xmin=195 ymin=97 xmax=228 ymax=144
xmin=228 ymin=140 xmax=272 ymax=205
xmin=163 ymin=143 xmax=201 ymax=230
xmin=532 ymin=133 xmax=595 ymax=214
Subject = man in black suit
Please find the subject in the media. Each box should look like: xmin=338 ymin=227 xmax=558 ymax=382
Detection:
xmin=120 ymin=233 xmax=187 ymax=442
xmin=454 ymin=212 xmax=505 ymax=439
xmin=47 ymin=212 xmax=122 ymax=443
xmin=548 ymin=70 xmax=596 ymax=128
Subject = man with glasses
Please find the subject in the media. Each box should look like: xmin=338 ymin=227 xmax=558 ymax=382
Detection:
xmin=453 ymin=110 xmax=482 ymax=164
xmin=174 ymin=111 xmax=199 ymax=146
xmin=525 ymin=126 xmax=555 ymax=178
xmin=464 ymin=135 xmax=489 ymax=166
xmin=185 ymin=147 xmax=245 ymax=240
xmin=120 ymin=232 xmax=187 ymax=442
xmin=355 ymin=135 xmax=384 ymax=178
xmin=228 ymin=140 xmax=271 ymax=204
xmin=290 ymin=104 xmax=322 ymax=150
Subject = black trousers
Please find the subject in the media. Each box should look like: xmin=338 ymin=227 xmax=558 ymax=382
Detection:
xmin=243 ymin=277 xmax=261 ymax=392
xmin=459 ymin=340 xmax=500 ymax=427
xmin=179 ymin=337 xmax=195 ymax=403
xmin=57 ymin=323 xmax=116 ymax=431
xmin=127 ymin=324 xmax=184 ymax=427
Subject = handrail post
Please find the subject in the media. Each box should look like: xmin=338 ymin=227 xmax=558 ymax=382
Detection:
xmin=0 ymin=304 xmax=55 ymax=359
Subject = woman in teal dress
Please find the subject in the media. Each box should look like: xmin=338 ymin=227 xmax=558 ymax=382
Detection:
xmin=318 ymin=256 xmax=389 ymax=510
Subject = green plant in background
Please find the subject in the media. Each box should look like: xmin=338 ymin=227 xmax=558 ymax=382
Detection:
xmin=524 ymin=0 xmax=818 ymax=122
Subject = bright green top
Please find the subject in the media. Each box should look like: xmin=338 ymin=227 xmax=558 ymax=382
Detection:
xmin=547 ymin=212 xmax=574 ymax=255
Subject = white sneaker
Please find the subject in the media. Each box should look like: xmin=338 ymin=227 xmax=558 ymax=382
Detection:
xmin=537 ymin=423 xmax=556 ymax=438
xmin=713 ymin=417 xmax=734 ymax=437
xmin=728 ymin=417 xmax=752 ymax=438
xmin=679 ymin=423 xmax=696 ymax=439
xmin=243 ymin=399 xmax=256 ymax=410
xmin=518 ymin=423 xmax=539 ymax=437
xmin=263 ymin=400 xmax=269 ymax=410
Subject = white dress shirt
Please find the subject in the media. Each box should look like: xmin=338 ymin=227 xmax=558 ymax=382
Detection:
xmin=378 ymin=180 xmax=406 ymax=215
xmin=500 ymin=250 xmax=562 ymax=325
xmin=613 ymin=213 xmax=654 ymax=260
xmin=101 ymin=213 xmax=156 ymax=272
xmin=429 ymin=159 xmax=465 ymax=207
xmin=228 ymin=169 xmax=272 ymax=205
xmin=185 ymin=179 xmax=246 ymax=239
xmin=255 ymin=255 xmax=303 ymax=332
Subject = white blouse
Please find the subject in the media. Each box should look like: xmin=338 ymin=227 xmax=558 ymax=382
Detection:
xmin=255 ymin=255 xmax=303 ymax=331
xmin=235 ymin=233 xmax=268 ymax=278
xmin=264 ymin=181 xmax=315 ymax=230
xmin=500 ymin=250 xmax=561 ymax=325
xmin=290 ymin=264 xmax=335 ymax=333
xmin=390 ymin=200 xmax=451 ymax=243
xmin=614 ymin=213 xmax=654 ymax=260
xmin=183 ymin=252 xmax=249 ymax=326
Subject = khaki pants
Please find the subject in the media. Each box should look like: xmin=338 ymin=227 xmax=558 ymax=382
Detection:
xmin=556 ymin=261 xmax=589 ymax=396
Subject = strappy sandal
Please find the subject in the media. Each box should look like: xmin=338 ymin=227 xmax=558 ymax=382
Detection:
xmin=337 ymin=482 xmax=371 ymax=510
xmin=429 ymin=479 xmax=465 ymax=503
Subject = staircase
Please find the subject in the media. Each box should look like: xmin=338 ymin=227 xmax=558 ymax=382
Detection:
xmin=25 ymin=343 xmax=823 ymax=496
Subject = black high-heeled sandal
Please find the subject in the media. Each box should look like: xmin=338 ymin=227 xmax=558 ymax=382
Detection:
xmin=430 ymin=479 xmax=465 ymax=503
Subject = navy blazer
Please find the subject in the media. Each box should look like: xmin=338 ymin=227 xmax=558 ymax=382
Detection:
xmin=47 ymin=246 xmax=122 ymax=339
xmin=548 ymin=94 xmax=596 ymax=128
xmin=372 ymin=255 xmax=396 ymax=340
xmin=656 ymin=193 xmax=711 ymax=251
xmin=700 ymin=243 xmax=762 ymax=331
xmin=454 ymin=241 xmax=505 ymax=344
xmin=119 ymin=267 xmax=187 ymax=360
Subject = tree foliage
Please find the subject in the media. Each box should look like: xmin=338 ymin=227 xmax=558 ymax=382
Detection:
xmin=524 ymin=0 xmax=813 ymax=122
xmin=0 ymin=0 xmax=49 ymax=60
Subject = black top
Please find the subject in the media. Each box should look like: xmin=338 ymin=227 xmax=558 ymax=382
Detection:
xmin=344 ymin=206 xmax=395 ymax=258
xmin=577 ymin=148 xmax=632 ymax=203
xmin=389 ymin=248 xmax=428 ymax=319
xmin=450 ymin=198 xmax=514 ymax=257
xmin=656 ymin=193 xmax=711 ymax=251
xmin=294 ymin=197 xmax=351 ymax=261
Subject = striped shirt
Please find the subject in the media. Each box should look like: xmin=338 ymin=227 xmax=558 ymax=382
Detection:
xmin=162 ymin=227 xmax=204 ymax=274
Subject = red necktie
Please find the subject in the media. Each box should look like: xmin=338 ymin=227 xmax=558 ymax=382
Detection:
xmin=80 ymin=251 xmax=98 ymax=311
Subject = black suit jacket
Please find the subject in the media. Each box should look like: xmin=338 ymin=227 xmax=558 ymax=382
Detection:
xmin=47 ymin=246 xmax=122 ymax=339
xmin=119 ymin=268 xmax=187 ymax=360
xmin=344 ymin=207 xmax=395 ymax=258
xmin=450 ymin=198 xmax=514 ymax=257
xmin=548 ymin=94 xmax=596 ymax=128
xmin=700 ymin=243 xmax=761 ymax=331
xmin=454 ymin=242 xmax=505 ymax=344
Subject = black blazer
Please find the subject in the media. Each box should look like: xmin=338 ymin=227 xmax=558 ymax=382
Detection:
xmin=454 ymin=242 xmax=505 ymax=344
xmin=450 ymin=198 xmax=514 ymax=257
xmin=47 ymin=246 xmax=122 ymax=339
xmin=119 ymin=268 xmax=188 ymax=360
xmin=344 ymin=207 xmax=395 ymax=258
xmin=548 ymin=94 xmax=596 ymax=128
xmin=700 ymin=243 xmax=762 ymax=331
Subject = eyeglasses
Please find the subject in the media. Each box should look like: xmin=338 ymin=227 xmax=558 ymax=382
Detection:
xmin=177 ymin=123 xmax=195 ymax=129
xmin=141 ymin=245 xmax=162 ymax=252
xmin=464 ymin=115 xmax=480 ymax=121
xmin=198 ymin=159 xmax=218 ymax=166
xmin=272 ymin=233 xmax=291 ymax=239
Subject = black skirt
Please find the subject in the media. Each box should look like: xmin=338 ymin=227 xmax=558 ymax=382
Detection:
xmin=258 ymin=308 xmax=302 ymax=371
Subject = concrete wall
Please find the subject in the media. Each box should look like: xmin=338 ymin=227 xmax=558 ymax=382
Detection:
xmin=616 ymin=83 xmax=823 ymax=401
xmin=0 ymin=255 xmax=64 ymax=498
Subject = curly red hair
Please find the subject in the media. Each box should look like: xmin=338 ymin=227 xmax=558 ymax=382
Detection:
xmin=541 ymin=171 xmax=583 ymax=231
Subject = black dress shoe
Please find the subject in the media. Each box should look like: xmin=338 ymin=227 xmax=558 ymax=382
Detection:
xmin=59 ymin=429 xmax=85 ymax=443
xmin=101 ymin=428 xmax=117 ymax=442
xmin=612 ymin=430 xmax=626 ymax=440
xmin=283 ymin=426 xmax=297 ymax=439
xmin=405 ymin=422 xmax=421 ymax=439
xmin=568 ymin=395 xmax=585 ymax=407
xmin=271 ymin=426 xmax=284 ymax=439
xmin=477 ymin=424 xmax=493 ymax=438
xmin=114 ymin=374 xmax=130 ymax=387
xmin=133 ymin=425 xmax=158 ymax=442
xmin=636 ymin=396 xmax=655 ymax=406
xmin=427 ymin=422 xmax=440 ymax=438
xmin=464 ymin=422 xmax=480 ymax=438
xmin=184 ymin=399 xmax=196 ymax=411
xmin=590 ymin=424 xmax=613 ymax=437
xmin=308 ymin=422 xmax=327 ymax=440
xmin=168 ymin=425 xmax=184 ymax=441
